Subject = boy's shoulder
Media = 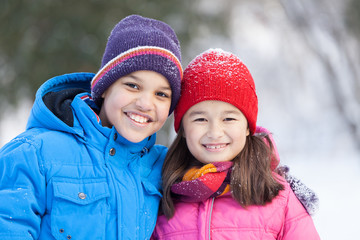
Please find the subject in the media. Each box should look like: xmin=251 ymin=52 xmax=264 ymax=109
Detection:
xmin=151 ymin=144 xmax=168 ymax=155
xmin=1 ymin=127 xmax=80 ymax=161
xmin=20 ymin=127 xmax=76 ymax=145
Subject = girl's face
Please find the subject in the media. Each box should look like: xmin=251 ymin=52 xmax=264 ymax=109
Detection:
xmin=182 ymin=100 xmax=249 ymax=165
xmin=99 ymin=70 xmax=172 ymax=143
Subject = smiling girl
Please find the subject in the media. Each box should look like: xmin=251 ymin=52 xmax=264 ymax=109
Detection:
xmin=152 ymin=49 xmax=319 ymax=239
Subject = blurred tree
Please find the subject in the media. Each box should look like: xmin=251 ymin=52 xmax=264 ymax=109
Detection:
xmin=0 ymin=0 xmax=228 ymax=114
xmin=346 ymin=0 xmax=360 ymax=37
xmin=280 ymin=0 xmax=360 ymax=146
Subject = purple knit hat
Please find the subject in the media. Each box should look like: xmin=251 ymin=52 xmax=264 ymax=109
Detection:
xmin=91 ymin=15 xmax=182 ymax=114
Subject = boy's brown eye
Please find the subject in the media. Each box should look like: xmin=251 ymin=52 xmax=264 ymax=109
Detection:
xmin=156 ymin=92 xmax=170 ymax=98
xmin=125 ymin=83 xmax=139 ymax=89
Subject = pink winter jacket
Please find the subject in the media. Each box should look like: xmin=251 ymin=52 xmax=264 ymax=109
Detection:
xmin=152 ymin=175 xmax=320 ymax=240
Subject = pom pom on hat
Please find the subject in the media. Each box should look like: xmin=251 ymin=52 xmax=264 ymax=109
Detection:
xmin=91 ymin=15 xmax=182 ymax=114
xmin=174 ymin=48 xmax=258 ymax=134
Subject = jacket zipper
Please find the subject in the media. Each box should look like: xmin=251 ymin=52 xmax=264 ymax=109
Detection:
xmin=208 ymin=197 xmax=215 ymax=240
xmin=126 ymin=159 xmax=139 ymax=238
xmin=104 ymin=161 xmax=122 ymax=239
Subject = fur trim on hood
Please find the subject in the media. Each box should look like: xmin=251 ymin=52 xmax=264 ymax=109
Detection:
xmin=276 ymin=165 xmax=319 ymax=216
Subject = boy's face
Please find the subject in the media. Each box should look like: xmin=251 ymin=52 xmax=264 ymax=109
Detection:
xmin=99 ymin=70 xmax=172 ymax=143
xmin=182 ymin=100 xmax=249 ymax=165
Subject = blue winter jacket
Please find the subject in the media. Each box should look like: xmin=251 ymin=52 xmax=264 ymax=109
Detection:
xmin=0 ymin=73 xmax=167 ymax=239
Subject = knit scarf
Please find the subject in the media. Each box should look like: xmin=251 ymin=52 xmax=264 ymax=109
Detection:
xmin=171 ymin=161 xmax=233 ymax=202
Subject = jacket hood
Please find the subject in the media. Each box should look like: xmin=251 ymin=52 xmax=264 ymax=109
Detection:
xmin=26 ymin=72 xmax=157 ymax=153
xmin=26 ymin=73 xmax=95 ymax=136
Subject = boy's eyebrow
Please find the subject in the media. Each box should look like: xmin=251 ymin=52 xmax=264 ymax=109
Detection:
xmin=125 ymin=74 xmax=142 ymax=81
xmin=126 ymin=74 xmax=172 ymax=91
xmin=159 ymin=86 xmax=172 ymax=91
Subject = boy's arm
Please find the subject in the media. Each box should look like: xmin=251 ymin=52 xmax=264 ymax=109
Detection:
xmin=0 ymin=139 xmax=46 ymax=239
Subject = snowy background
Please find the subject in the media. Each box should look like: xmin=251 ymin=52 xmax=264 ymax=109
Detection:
xmin=182 ymin=1 xmax=360 ymax=238
xmin=1 ymin=0 xmax=360 ymax=239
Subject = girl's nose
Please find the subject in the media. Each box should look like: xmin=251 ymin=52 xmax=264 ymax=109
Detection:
xmin=206 ymin=122 xmax=224 ymax=139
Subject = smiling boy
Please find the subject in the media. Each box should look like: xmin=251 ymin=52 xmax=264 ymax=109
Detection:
xmin=0 ymin=15 xmax=182 ymax=240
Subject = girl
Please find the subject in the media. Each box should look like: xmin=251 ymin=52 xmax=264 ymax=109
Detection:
xmin=152 ymin=49 xmax=320 ymax=239
xmin=0 ymin=15 xmax=182 ymax=239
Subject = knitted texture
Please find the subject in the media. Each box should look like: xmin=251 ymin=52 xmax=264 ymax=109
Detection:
xmin=91 ymin=15 xmax=182 ymax=114
xmin=174 ymin=48 xmax=258 ymax=133
xmin=171 ymin=162 xmax=232 ymax=202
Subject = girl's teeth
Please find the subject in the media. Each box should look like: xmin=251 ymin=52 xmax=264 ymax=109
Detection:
xmin=206 ymin=144 xmax=226 ymax=149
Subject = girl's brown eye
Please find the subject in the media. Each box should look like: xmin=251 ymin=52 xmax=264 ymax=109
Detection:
xmin=224 ymin=118 xmax=236 ymax=121
xmin=194 ymin=118 xmax=206 ymax=122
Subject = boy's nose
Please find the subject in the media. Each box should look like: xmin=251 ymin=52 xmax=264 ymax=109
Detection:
xmin=135 ymin=93 xmax=154 ymax=111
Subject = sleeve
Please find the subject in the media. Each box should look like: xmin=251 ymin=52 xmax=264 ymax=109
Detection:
xmin=0 ymin=139 xmax=46 ymax=239
xmin=281 ymin=186 xmax=320 ymax=240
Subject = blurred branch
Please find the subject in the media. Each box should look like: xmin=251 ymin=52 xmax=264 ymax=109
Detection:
xmin=0 ymin=0 xmax=195 ymax=113
xmin=280 ymin=0 xmax=360 ymax=147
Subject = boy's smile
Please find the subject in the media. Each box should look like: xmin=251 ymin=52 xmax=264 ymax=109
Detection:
xmin=99 ymin=70 xmax=172 ymax=143
xmin=127 ymin=112 xmax=152 ymax=124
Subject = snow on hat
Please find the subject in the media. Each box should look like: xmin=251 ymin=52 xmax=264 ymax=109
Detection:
xmin=91 ymin=15 xmax=182 ymax=114
xmin=174 ymin=48 xmax=258 ymax=134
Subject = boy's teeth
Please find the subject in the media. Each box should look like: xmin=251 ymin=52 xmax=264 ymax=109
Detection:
xmin=129 ymin=113 xmax=148 ymax=123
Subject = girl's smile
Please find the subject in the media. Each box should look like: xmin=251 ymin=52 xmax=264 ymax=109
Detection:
xmin=182 ymin=100 xmax=249 ymax=165
xmin=203 ymin=143 xmax=228 ymax=152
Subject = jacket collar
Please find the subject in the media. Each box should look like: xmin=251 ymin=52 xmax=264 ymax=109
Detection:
xmin=72 ymin=92 xmax=156 ymax=154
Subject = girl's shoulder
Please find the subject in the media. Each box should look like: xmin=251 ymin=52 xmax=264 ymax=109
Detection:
xmin=272 ymin=173 xmax=291 ymax=203
xmin=275 ymin=166 xmax=319 ymax=216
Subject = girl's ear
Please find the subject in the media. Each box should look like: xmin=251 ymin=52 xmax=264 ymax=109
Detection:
xmin=182 ymin=129 xmax=186 ymax=138
xmin=246 ymin=127 xmax=250 ymax=136
xmin=180 ymin=125 xmax=186 ymax=138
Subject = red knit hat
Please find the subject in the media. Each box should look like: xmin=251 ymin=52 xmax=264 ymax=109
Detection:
xmin=174 ymin=48 xmax=258 ymax=134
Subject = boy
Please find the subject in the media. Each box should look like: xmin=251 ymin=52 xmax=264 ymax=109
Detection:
xmin=0 ymin=15 xmax=182 ymax=240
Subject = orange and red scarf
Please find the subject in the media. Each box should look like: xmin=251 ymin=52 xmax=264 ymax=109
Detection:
xmin=171 ymin=162 xmax=233 ymax=202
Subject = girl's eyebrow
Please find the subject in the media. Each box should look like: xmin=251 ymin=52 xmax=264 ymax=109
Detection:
xmin=188 ymin=111 xmax=206 ymax=117
xmin=189 ymin=110 xmax=240 ymax=116
xmin=223 ymin=110 xmax=242 ymax=115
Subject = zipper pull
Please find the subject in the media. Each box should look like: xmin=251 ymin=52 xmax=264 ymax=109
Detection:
xmin=140 ymin=147 xmax=148 ymax=157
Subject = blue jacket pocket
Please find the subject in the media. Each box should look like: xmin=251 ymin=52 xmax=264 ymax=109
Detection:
xmin=51 ymin=178 xmax=110 ymax=240
xmin=141 ymin=180 xmax=162 ymax=198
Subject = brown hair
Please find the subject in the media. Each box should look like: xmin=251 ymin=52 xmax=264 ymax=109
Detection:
xmin=161 ymin=126 xmax=284 ymax=219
